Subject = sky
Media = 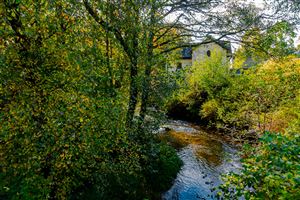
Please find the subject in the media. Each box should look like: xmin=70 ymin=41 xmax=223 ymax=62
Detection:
xmin=226 ymin=0 xmax=300 ymax=49
xmin=251 ymin=0 xmax=300 ymax=47
xmin=166 ymin=0 xmax=300 ymax=48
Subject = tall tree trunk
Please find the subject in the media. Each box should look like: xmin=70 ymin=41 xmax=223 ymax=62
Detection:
xmin=126 ymin=34 xmax=139 ymax=128
xmin=105 ymin=0 xmax=114 ymax=88
xmin=106 ymin=32 xmax=114 ymax=88
xmin=140 ymin=7 xmax=155 ymax=121
xmin=140 ymin=34 xmax=154 ymax=121
xmin=126 ymin=58 xmax=139 ymax=128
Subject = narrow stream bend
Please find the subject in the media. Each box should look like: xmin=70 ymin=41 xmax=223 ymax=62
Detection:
xmin=160 ymin=120 xmax=241 ymax=200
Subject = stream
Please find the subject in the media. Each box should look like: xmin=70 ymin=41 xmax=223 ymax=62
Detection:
xmin=159 ymin=120 xmax=241 ymax=200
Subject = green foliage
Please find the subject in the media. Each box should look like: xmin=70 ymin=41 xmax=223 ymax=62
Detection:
xmin=165 ymin=39 xmax=300 ymax=200
xmin=145 ymin=143 xmax=183 ymax=193
xmin=165 ymin=38 xmax=300 ymax=199
xmin=0 ymin=1 xmax=182 ymax=199
xmin=186 ymin=50 xmax=231 ymax=99
xmin=236 ymin=22 xmax=296 ymax=65
xmin=219 ymin=131 xmax=300 ymax=199
xmin=166 ymin=49 xmax=236 ymax=125
xmin=200 ymin=99 xmax=219 ymax=120
xmin=168 ymin=52 xmax=300 ymax=131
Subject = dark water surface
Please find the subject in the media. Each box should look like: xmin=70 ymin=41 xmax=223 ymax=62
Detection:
xmin=160 ymin=120 xmax=241 ymax=200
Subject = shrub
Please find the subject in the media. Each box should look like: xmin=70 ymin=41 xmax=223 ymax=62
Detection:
xmin=200 ymin=99 xmax=219 ymax=120
xmin=219 ymin=131 xmax=300 ymax=199
xmin=168 ymin=54 xmax=300 ymax=133
xmin=165 ymin=49 xmax=231 ymax=122
xmin=146 ymin=143 xmax=183 ymax=193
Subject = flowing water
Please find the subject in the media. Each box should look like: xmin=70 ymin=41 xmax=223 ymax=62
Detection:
xmin=159 ymin=120 xmax=241 ymax=200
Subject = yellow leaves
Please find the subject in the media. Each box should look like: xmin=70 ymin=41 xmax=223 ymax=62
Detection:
xmin=200 ymin=99 xmax=218 ymax=119
xmin=62 ymin=13 xmax=69 ymax=20
xmin=282 ymin=157 xmax=288 ymax=162
xmin=233 ymin=48 xmax=247 ymax=69
xmin=19 ymin=5 xmax=27 ymax=11
xmin=259 ymin=56 xmax=300 ymax=74
xmin=8 ymin=83 xmax=18 ymax=92
xmin=60 ymin=153 xmax=66 ymax=159
xmin=255 ymin=56 xmax=300 ymax=84
xmin=78 ymin=142 xmax=87 ymax=151
xmin=85 ymin=38 xmax=93 ymax=47
xmin=24 ymin=138 xmax=30 ymax=145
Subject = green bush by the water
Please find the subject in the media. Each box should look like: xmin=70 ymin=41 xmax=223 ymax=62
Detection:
xmin=146 ymin=143 xmax=183 ymax=193
xmin=219 ymin=131 xmax=300 ymax=199
xmin=166 ymin=52 xmax=300 ymax=133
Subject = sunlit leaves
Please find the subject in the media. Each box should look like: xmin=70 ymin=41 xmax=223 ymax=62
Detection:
xmin=219 ymin=132 xmax=300 ymax=199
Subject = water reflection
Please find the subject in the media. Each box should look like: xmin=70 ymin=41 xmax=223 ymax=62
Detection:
xmin=160 ymin=120 xmax=241 ymax=200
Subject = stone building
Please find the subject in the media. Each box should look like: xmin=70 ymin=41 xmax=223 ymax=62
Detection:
xmin=173 ymin=40 xmax=232 ymax=71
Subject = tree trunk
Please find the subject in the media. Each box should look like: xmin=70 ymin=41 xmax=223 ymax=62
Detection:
xmin=106 ymin=32 xmax=114 ymax=87
xmin=126 ymin=59 xmax=139 ymax=128
xmin=140 ymin=7 xmax=155 ymax=121
xmin=126 ymin=32 xmax=139 ymax=128
xmin=140 ymin=36 xmax=154 ymax=121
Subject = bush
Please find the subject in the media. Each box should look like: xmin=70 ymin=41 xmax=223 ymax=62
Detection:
xmin=200 ymin=99 xmax=219 ymax=120
xmin=219 ymin=131 xmax=300 ymax=199
xmin=167 ymin=53 xmax=300 ymax=133
xmin=146 ymin=143 xmax=183 ymax=193
xmin=165 ymin=49 xmax=231 ymax=123
xmin=0 ymin=86 xmax=143 ymax=199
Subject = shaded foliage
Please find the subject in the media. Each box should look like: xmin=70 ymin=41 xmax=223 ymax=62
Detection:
xmin=0 ymin=1 xmax=181 ymax=199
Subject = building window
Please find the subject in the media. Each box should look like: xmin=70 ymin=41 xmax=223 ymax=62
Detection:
xmin=207 ymin=50 xmax=211 ymax=57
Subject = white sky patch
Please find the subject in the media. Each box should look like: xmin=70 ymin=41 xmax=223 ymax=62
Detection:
xmin=249 ymin=0 xmax=265 ymax=8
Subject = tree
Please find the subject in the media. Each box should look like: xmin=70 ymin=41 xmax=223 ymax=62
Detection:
xmin=247 ymin=22 xmax=295 ymax=59
xmin=0 ymin=1 xmax=141 ymax=198
xmin=81 ymin=0 xmax=270 ymax=128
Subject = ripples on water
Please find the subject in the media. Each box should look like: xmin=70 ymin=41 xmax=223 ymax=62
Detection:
xmin=160 ymin=120 xmax=241 ymax=200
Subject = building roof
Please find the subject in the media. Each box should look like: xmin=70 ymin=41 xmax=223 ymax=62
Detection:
xmin=203 ymin=35 xmax=232 ymax=54
xmin=214 ymin=40 xmax=232 ymax=54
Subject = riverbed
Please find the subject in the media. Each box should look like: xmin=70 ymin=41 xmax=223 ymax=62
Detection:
xmin=159 ymin=120 xmax=241 ymax=200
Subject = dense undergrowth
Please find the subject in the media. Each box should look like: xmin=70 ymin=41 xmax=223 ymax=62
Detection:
xmin=219 ymin=131 xmax=300 ymax=199
xmin=166 ymin=51 xmax=300 ymax=135
xmin=0 ymin=36 xmax=181 ymax=199
xmin=0 ymin=1 xmax=182 ymax=199
xmin=166 ymin=50 xmax=300 ymax=199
